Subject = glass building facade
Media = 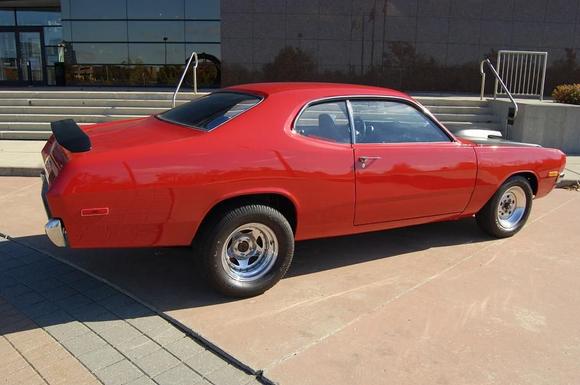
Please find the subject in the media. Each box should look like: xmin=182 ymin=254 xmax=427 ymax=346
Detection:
xmin=2 ymin=0 xmax=578 ymax=93
xmin=0 ymin=0 xmax=221 ymax=87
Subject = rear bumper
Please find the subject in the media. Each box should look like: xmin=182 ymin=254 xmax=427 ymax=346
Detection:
xmin=40 ymin=172 xmax=52 ymax=217
xmin=41 ymin=172 xmax=68 ymax=247
xmin=45 ymin=218 xmax=68 ymax=247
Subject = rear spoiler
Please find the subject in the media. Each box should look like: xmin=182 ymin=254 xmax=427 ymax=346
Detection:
xmin=50 ymin=119 xmax=91 ymax=153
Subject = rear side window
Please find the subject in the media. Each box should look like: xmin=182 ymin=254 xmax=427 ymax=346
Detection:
xmin=158 ymin=92 xmax=261 ymax=131
xmin=294 ymin=101 xmax=351 ymax=144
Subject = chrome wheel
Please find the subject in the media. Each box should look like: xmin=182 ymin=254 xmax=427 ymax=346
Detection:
xmin=497 ymin=186 xmax=527 ymax=230
xmin=221 ymin=223 xmax=278 ymax=281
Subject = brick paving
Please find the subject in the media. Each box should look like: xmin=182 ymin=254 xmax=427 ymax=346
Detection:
xmin=0 ymin=236 xmax=261 ymax=385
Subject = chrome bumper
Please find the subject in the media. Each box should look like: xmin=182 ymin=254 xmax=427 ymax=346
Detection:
xmin=557 ymin=172 xmax=565 ymax=184
xmin=45 ymin=218 xmax=68 ymax=247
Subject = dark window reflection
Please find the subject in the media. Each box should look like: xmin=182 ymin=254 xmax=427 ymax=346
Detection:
xmin=69 ymin=0 xmax=127 ymax=19
xmin=129 ymin=43 xmax=185 ymax=65
xmin=71 ymin=21 xmax=127 ymax=42
xmin=44 ymin=27 xmax=63 ymax=46
xmin=71 ymin=43 xmax=129 ymax=64
xmin=128 ymin=21 xmax=184 ymax=42
xmin=185 ymin=21 xmax=220 ymax=42
xmin=0 ymin=9 xmax=15 ymax=26
xmin=185 ymin=0 xmax=220 ymax=19
xmin=45 ymin=46 xmax=59 ymax=65
xmin=127 ymin=0 xmax=184 ymax=20
xmin=16 ymin=10 xmax=61 ymax=26
xmin=185 ymin=43 xmax=221 ymax=59
xmin=65 ymin=63 xmax=220 ymax=87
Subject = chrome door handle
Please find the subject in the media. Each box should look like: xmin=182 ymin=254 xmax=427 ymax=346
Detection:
xmin=358 ymin=156 xmax=381 ymax=168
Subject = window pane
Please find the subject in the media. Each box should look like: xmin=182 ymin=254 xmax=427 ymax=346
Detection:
xmin=185 ymin=43 xmax=221 ymax=59
xmin=69 ymin=43 xmax=128 ymax=64
xmin=351 ymin=101 xmax=450 ymax=144
xmin=46 ymin=65 xmax=56 ymax=85
xmin=129 ymin=43 xmax=185 ymax=65
xmin=62 ymin=21 xmax=72 ymax=41
xmin=70 ymin=0 xmax=127 ymax=19
xmin=128 ymin=21 xmax=185 ymax=42
xmin=44 ymin=27 xmax=63 ymax=46
xmin=0 ymin=32 xmax=18 ymax=80
xmin=45 ymin=46 xmax=59 ymax=65
xmin=295 ymin=101 xmax=351 ymax=144
xmin=159 ymin=92 xmax=260 ymax=131
xmin=16 ymin=10 xmax=61 ymax=26
xmin=127 ymin=0 xmax=184 ymax=19
xmin=185 ymin=0 xmax=220 ymax=19
xmin=185 ymin=21 xmax=220 ymax=42
xmin=70 ymin=21 xmax=127 ymax=42
xmin=61 ymin=0 xmax=71 ymax=19
xmin=0 ymin=9 xmax=15 ymax=26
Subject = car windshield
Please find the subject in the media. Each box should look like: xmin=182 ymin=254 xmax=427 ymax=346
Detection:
xmin=157 ymin=92 xmax=261 ymax=131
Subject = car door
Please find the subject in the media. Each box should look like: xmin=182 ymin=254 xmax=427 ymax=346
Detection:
xmin=350 ymin=99 xmax=477 ymax=225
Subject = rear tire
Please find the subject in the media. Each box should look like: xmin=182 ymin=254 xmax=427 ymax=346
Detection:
xmin=476 ymin=176 xmax=533 ymax=238
xmin=197 ymin=204 xmax=294 ymax=297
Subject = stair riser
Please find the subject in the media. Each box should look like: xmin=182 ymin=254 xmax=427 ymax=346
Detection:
xmin=425 ymin=106 xmax=491 ymax=114
xmin=434 ymin=114 xmax=498 ymax=123
xmin=0 ymin=114 xmax=142 ymax=123
xmin=0 ymin=122 xmax=93 ymax=130
xmin=0 ymin=99 xmax=187 ymax=107
xmin=0 ymin=131 xmax=51 ymax=140
xmin=0 ymin=91 xmax=204 ymax=100
xmin=0 ymin=106 xmax=166 ymax=115
xmin=442 ymin=122 xmax=502 ymax=131
xmin=415 ymin=98 xmax=489 ymax=107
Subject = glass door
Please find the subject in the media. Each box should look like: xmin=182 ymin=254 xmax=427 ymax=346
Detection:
xmin=19 ymin=31 xmax=44 ymax=84
xmin=0 ymin=31 xmax=18 ymax=81
xmin=0 ymin=27 xmax=45 ymax=85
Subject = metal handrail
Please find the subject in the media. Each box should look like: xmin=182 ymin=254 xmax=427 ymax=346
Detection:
xmin=494 ymin=50 xmax=547 ymax=101
xmin=480 ymin=58 xmax=519 ymax=123
xmin=172 ymin=51 xmax=198 ymax=108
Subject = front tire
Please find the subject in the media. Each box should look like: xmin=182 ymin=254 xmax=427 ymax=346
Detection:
xmin=198 ymin=205 xmax=294 ymax=297
xmin=476 ymin=176 xmax=533 ymax=238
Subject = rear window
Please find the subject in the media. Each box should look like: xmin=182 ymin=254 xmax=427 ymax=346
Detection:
xmin=157 ymin=92 xmax=261 ymax=131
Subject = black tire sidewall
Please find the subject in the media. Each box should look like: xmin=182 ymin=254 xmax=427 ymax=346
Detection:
xmin=478 ymin=176 xmax=533 ymax=238
xmin=202 ymin=205 xmax=294 ymax=297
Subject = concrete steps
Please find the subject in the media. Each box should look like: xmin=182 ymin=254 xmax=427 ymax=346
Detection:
xmin=0 ymin=106 xmax=168 ymax=115
xmin=0 ymin=91 xmax=502 ymax=141
xmin=0 ymin=98 xmax=186 ymax=107
xmin=0 ymin=90 xmax=203 ymax=140
xmin=415 ymin=96 xmax=502 ymax=138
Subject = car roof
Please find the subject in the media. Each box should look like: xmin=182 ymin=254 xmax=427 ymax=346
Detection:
xmin=225 ymin=82 xmax=412 ymax=100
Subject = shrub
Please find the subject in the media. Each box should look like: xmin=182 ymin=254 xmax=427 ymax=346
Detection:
xmin=552 ymin=84 xmax=580 ymax=105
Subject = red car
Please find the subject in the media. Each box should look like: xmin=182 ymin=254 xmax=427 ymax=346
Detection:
xmin=41 ymin=83 xmax=566 ymax=297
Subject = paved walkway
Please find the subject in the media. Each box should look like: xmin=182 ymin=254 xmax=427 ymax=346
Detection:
xmin=0 ymin=141 xmax=44 ymax=176
xmin=0 ymin=236 xmax=261 ymax=385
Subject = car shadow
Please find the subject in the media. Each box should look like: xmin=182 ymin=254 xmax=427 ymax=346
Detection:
xmin=3 ymin=217 xmax=491 ymax=314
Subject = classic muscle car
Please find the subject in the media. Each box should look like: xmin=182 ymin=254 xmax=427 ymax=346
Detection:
xmin=41 ymin=83 xmax=566 ymax=297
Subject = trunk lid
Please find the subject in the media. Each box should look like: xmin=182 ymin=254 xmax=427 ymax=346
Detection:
xmin=42 ymin=116 xmax=202 ymax=183
xmin=85 ymin=116 xmax=203 ymax=153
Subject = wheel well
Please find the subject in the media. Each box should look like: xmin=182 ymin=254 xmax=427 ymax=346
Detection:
xmin=195 ymin=193 xmax=297 ymax=239
xmin=512 ymin=172 xmax=538 ymax=195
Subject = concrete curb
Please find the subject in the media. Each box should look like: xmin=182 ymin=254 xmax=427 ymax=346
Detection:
xmin=0 ymin=167 xmax=42 ymax=177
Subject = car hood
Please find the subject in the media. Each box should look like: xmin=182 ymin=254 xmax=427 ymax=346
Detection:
xmin=84 ymin=116 xmax=203 ymax=153
xmin=459 ymin=136 xmax=541 ymax=148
